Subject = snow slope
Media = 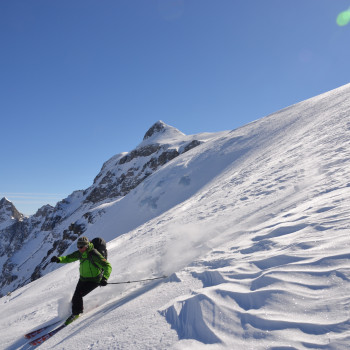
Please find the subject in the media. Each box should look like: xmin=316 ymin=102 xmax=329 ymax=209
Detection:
xmin=1 ymin=83 xmax=350 ymax=349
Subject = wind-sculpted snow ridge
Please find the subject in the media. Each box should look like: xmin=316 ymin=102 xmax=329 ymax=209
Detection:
xmin=161 ymin=199 xmax=350 ymax=349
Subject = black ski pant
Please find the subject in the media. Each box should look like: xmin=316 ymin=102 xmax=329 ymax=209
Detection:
xmin=72 ymin=280 xmax=99 ymax=315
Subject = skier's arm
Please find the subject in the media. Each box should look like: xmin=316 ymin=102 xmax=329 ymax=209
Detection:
xmin=56 ymin=251 xmax=81 ymax=263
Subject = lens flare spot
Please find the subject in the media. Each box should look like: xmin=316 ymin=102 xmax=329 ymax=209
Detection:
xmin=337 ymin=10 xmax=350 ymax=26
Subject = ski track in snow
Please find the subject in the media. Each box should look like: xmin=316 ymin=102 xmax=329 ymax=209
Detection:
xmin=1 ymin=84 xmax=350 ymax=349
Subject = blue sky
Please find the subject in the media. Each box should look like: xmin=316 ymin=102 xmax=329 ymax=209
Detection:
xmin=1 ymin=0 xmax=350 ymax=215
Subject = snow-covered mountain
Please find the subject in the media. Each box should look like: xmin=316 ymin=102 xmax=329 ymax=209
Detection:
xmin=0 ymin=121 xmax=207 ymax=296
xmin=1 ymin=83 xmax=350 ymax=349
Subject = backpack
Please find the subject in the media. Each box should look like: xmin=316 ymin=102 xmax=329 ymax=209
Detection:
xmin=91 ymin=237 xmax=108 ymax=259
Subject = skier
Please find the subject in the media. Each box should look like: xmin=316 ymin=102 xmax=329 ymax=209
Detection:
xmin=51 ymin=236 xmax=112 ymax=325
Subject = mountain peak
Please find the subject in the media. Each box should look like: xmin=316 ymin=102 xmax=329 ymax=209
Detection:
xmin=0 ymin=197 xmax=14 ymax=211
xmin=0 ymin=197 xmax=23 ymax=222
xmin=142 ymin=121 xmax=185 ymax=142
xmin=143 ymin=121 xmax=167 ymax=140
xmin=0 ymin=197 xmax=10 ymax=205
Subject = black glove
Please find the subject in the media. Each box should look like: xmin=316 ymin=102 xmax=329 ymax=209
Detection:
xmin=100 ymin=278 xmax=108 ymax=286
xmin=51 ymin=256 xmax=60 ymax=263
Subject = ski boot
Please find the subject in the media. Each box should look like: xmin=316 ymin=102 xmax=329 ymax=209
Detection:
xmin=65 ymin=314 xmax=80 ymax=325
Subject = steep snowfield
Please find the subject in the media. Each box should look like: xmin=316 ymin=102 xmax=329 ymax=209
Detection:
xmin=1 ymin=83 xmax=350 ymax=349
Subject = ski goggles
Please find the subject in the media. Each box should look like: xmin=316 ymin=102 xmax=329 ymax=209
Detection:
xmin=77 ymin=243 xmax=88 ymax=249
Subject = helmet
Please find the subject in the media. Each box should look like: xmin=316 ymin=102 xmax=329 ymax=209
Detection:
xmin=77 ymin=236 xmax=89 ymax=248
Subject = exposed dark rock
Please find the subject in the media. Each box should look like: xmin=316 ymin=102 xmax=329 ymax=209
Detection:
xmin=0 ymin=220 xmax=30 ymax=257
xmin=183 ymin=140 xmax=201 ymax=153
xmin=68 ymin=222 xmax=86 ymax=235
xmin=0 ymin=197 xmax=24 ymax=223
xmin=86 ymin=143 xmax=181 ymax=204
xmin=119 ymin=144 xmax=161 ymax=165
xmin=143 ymin=121 xmax=167 ymax=140
xmin=40 ymin=214 xmax=63 ymax=231
xmin=33 ymin=204 xmax=54 ymax=218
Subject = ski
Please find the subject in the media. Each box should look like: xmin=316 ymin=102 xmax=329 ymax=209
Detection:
xmin=29 ymin=323 xmax=66 ymax=346
xmin=29 ymin=315 xmax=80 ymax=346
xmin=24 ymin=320 xmax=62 ymax=339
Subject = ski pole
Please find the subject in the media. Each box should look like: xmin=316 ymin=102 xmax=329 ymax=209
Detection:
xmin=107 ymin=275 xmax=168 ymax=285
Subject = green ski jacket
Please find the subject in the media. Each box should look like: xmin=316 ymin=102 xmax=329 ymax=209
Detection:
xmin=58 ymin=242 xmax=112 ymax=283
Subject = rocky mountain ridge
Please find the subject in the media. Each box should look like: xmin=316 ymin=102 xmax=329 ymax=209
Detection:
xmin=0 ymin=197 xmax=24 ymax=228
xmin=0 ymin=121 xmax=205 ymax=296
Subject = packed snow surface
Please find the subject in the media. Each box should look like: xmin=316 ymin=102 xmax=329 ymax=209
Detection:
xmin=1 ymin=84 xmax=350 ymax=349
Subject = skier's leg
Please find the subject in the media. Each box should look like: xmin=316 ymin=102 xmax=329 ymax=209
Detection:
xmin=71 ymin=280 xmax=99 ymax=315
